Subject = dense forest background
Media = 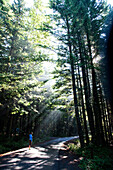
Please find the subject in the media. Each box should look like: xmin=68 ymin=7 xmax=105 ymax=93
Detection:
xmin=0 ymin=0 xmax=113 ymax=150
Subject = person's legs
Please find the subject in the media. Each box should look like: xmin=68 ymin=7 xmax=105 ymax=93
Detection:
xmin=29 ymin=140 xmax=31 ymax=149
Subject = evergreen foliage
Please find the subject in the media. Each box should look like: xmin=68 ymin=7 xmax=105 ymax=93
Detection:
xmin=0 ymin=0 xmax=113 ymax=153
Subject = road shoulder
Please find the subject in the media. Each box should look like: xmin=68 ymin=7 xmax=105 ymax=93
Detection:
xmin=58 ymin=142 xmax=82 ymax=170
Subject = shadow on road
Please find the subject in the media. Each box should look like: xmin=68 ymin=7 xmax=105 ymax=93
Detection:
xmin=0 ymin=136 xmax=79 ymax=170
xmin=0 ymin=145 xmax=58 ymax=169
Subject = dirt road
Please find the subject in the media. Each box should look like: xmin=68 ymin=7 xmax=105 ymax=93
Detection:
xmin=0 ymin=136 xmax=79 ymax=170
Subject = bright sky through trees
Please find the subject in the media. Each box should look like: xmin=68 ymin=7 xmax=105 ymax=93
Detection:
xmin=26 ymin=0 xmax=113 ymax=7
xmin=24 ymin=0 xmax=50 ymax=7
xmin=10 ymin=0 xmax=49 ymax=7
xmin=107 ymin=0 xmax=113 ymax=6
xmin=10 ymin=0 xmax=113 ymax=7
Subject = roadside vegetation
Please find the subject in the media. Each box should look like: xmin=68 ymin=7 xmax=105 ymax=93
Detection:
xmin=68 ymin=141 xmax=113 ymax=170
xmin=0 ymin=134 xmax=52 ymax=154
xmin=0 ymin=135 xmax=28 ymax=154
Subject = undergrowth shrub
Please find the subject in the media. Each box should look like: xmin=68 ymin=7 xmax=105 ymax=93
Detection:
xmin=0 ymin=135 xmax=28 ymax=154
xmin=68 ymin=142 xmax=113 ymax=170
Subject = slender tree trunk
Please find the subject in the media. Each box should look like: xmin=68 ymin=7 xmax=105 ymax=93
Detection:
xmin=6 ymin=113 xmax=12 ymax=137
xmin=66 ymin=16 xmax=84 ymax=147
xmin=12 ymin=114 xmax=16 ymax=136
xmin=86 ymin=29 xmax=105 ymax=145
xmin=77 ymin=33 xmax=95 ymax=144
xmin=106 ymin=100 xmax=113 ymax=142
xmin=22 ymin=114 xmax=26 ymax=135
xmin=4 ymin=110 xmax=10 ymax=136
xmin=9 ymin=114 xmax=13 ymax=137
xmin=77 ymin=60 xmax=89 ymax=145
xmin=99 ymin=83 xmax=108 ymax=144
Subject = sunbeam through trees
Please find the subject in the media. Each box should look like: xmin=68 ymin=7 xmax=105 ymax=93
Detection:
xmin=0 ymin=1 xmax=113 ymax=168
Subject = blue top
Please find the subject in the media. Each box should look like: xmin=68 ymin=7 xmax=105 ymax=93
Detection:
xmin=29 ymin=134 xmax=32 ymax=141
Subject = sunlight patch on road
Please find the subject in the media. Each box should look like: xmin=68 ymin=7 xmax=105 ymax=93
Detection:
xmin=25 ymin=147 xmax=50 ymax=159
xmin=0 ymin=137 xmax=79 ymax=169
xmin=0 ymin=148 xmax=28 ymax=157
xmin=8 ymin=158 xmax=21 ymax=163
xmin=62 ymin=155 xmax=68 ymax=159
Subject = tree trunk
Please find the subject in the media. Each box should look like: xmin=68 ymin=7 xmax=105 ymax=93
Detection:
xmin=106 ymin=100 xmax=113 ymax=142
xmin=99 ymin=83 xmax=108 ymax=144
xmin=77 ymin=60 xmax=89 ymax=145
xmin=86 ymin=29 xmax=105 ymax=145
xmin=66 ymin=16 xmax=84 ymax=147
xmin=77 ymin=33 xmax=95 ymax=144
